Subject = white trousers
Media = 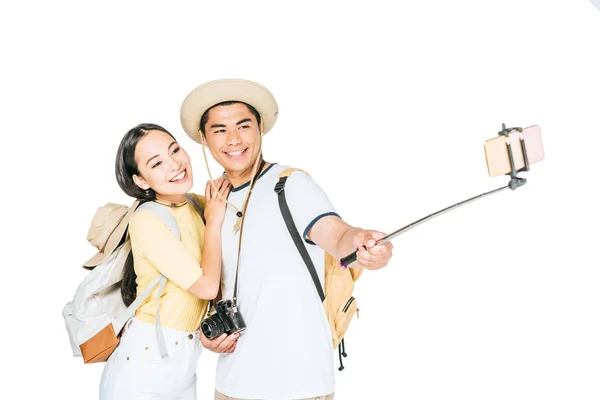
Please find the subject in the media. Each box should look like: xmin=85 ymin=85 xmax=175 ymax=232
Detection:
xmin=100 ymin=318 xmax=203 ymax=400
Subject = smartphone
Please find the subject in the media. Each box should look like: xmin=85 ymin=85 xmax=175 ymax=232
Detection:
xmin=483 ymin=125 xmax=545 ymax=177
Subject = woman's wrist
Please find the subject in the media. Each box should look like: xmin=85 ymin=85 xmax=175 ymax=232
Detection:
xmin=204 ymin=221 xmax=223 ymax=233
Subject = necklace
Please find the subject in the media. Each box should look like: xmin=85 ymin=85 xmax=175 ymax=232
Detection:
xmin=154 ymin=198 xmax=188 ymax=208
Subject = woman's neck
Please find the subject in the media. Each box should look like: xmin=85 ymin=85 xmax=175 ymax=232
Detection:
xmin=154 ymin=194 xmax=187 ymax=206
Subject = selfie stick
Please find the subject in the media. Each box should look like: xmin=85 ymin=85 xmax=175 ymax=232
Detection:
xmin=339 ymin=123 xmax=531 ymax=268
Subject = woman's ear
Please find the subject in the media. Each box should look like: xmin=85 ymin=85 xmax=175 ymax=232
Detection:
xmin=133 ymin=174 xmax=149 ymax=191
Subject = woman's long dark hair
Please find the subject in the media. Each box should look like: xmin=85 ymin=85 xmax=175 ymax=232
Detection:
xmin=116 ymin=123 xmax=176 ymax=306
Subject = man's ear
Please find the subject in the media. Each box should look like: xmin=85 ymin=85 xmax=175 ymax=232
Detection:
xmin=133 ymin=174 xmax=150 ymax=190
xmin=201 ymin=133 xmax=207 ymax=146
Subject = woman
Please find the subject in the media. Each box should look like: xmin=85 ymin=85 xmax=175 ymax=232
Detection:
xmin=100 ymin=123 xmax=232 ymax=399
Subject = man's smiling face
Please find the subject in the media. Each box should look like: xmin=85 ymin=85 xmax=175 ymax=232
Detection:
xmin=202 ymin=102 xmax=262 ymax=186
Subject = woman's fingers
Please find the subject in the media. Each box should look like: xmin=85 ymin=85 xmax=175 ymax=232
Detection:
xmin=205 ymin=180 xmax=213 ymax=199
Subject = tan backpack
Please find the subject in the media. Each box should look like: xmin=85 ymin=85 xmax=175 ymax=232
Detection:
xmin=274 ymin=168 xmax=362 ymax=371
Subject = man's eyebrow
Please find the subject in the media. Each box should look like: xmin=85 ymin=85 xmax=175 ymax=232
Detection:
xmin=146 ymin=141 xmax=177 ymax=166
xmin=209 ymin=119 xmax=252 ymax=129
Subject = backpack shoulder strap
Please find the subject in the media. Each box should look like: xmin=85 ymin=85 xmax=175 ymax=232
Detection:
xmin=278 ymin=167 xmax=310 ymax=179
xmin=274 ymin=169 xmax=325 ymax=302
xmin=135 ymin=201 xmax=181 ymax=240
xmin=122 ymin=201 xmax=183 ymax=359
xmin=185 ymin=193 xmax=206 ymax=224
xmin=116 ymin=274 xmax=163 ymax=326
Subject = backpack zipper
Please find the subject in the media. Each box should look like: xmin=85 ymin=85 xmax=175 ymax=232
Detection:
xmin=342 ymin=296 xmax=355 ymax=312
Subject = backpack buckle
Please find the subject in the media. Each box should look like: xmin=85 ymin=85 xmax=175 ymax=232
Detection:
xmin=274 ymin=177 xmax=287 ymax=194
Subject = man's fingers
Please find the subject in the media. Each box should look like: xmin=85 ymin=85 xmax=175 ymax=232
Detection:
xmin=357 ymin=244 xmax=392 ymax=270
xmin=224 ymin=340 xmax=237 ymax=353
xmin=359 ymin=230 xmax=388 ymax=249
xmin=365 ymin=237 xmax=377 ymax=248
xmin=354 ymin=231 xmax=380 ymax=249
xmin=364 ymin=230 xmax=388 ymax=249
xmin=366 ymin=242 xmax=393 ymax=256
xmin=217 ymin=335 xmax=238 ymax=352
xmin=369 ymin=230 xmax=387 ymax=241
xmin=198 ymin=331 xmax=240 ymax=353
xmin=358 ymin=257 xmax=386 ymax=270
xmin=357 ymin=247 xmax=377 ymax=266
xmin=216 ymin=333 xmax=239 ymax=352
xmin=200 ymin=332 xmax=226 ymax=349
xmin=205 ymin=181 xmax=212 ymax=199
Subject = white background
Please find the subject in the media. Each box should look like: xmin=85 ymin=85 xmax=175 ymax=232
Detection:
xmin=1 ymin=0 xmax=599 ymax=399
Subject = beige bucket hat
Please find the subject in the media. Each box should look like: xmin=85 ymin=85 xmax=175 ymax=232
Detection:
xmin=180 ymin=78 xmax=279 ymax=144
xmin=82 ymin=200 xmax=140 ymax=269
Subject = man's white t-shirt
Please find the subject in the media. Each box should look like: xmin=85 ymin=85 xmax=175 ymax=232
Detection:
xmin=215 ymin=163 xmax=339 ymax=399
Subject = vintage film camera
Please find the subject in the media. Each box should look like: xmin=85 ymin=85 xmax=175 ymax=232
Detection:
xmin=201 ymin=299 xmax=247 ymax=339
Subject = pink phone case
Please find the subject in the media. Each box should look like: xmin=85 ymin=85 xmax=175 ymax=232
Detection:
xmin=484 ymin=125 xmax=545 ymax=177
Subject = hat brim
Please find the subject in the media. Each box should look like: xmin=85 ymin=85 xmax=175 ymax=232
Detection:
xmin=180 ymin=79 xmax=279 ymax=144
xmin=81 ymin=200 xmax=140 ymax=269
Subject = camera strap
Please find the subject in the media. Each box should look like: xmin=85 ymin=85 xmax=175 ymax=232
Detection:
xmin=232 ymin=158 xmax=266 ymax=306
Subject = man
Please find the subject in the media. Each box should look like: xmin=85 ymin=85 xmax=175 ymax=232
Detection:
xmin=180 ymin=79 xmax=394 ymax=400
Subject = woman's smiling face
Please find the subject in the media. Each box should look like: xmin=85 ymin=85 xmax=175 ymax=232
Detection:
xmin=133 ymin=129 xmax=194 ymax=203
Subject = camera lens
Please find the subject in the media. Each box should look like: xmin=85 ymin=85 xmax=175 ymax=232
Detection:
xmin=201 ymin=317 xmax=224 ymax=340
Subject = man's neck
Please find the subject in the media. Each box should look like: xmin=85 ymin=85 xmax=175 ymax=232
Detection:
xmin=226 ymin=159 xmax=269 ymax=188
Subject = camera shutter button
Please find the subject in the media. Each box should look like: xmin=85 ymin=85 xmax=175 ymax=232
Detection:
xmin=188 ymin=334 xmax=194 ymax=340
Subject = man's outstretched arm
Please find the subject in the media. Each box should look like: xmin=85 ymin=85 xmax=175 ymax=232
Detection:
xmin=308 ymin=216 xmax=393 ymax=270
